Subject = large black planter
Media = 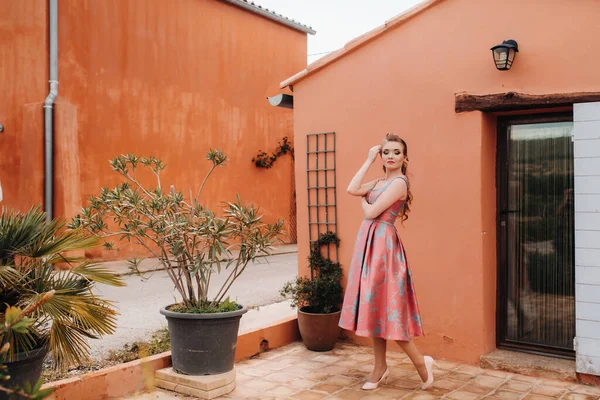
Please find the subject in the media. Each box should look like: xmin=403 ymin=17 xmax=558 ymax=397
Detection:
xmin=160 ymin=305 xmax=247 ymax=375
xmin=0 ymin=345 xmax=48 ymax=400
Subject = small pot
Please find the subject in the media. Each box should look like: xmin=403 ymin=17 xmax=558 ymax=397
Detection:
xmin=0 ymin=345 xmax=48 ymax=400
xmin=160 ymin=305 xmax=247 ymax=375
xmin=297 ymin=307 xmax=341 ymax=352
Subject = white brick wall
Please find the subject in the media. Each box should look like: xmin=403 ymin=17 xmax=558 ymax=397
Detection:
xmin=574 ymin=102 xmax=600 ymax=376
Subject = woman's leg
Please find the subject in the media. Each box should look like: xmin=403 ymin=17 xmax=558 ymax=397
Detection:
xmin=368 ymin=337 xmax=388 ymax=382
xmin=395 ymin=340 xmax=427 ymax=381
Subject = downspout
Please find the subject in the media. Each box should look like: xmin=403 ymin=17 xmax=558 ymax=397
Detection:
xmin=43 ymin=0 xmax=58 ymax=221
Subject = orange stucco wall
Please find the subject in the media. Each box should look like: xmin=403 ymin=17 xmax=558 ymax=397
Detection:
xmin=0 ymin=1 xmax=48 ymax=211
xmin=292 ymin=0 xmax=600 ymax=364
xmin=1 ymin=0 xmax=305 ymax=259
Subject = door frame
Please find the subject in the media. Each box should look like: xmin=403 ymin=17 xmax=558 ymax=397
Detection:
xmin=495 ymin=111 xmax=575 ymax=358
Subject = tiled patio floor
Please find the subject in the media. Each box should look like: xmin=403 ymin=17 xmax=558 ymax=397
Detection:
xmin=127 ymin=341 xmax=600 ymax=400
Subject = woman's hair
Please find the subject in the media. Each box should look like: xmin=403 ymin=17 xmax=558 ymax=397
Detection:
xmin=381 ymin=133 xmax=413 ymax=223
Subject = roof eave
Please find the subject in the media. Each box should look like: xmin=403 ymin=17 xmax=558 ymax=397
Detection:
xmin=221 ymin=0 xmax=316 ymax=35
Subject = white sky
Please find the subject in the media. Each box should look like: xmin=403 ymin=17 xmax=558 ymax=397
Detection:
xmin=252 ymin=0 xmax=424 ymax=64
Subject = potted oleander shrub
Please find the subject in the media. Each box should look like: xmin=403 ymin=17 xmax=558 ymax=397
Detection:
xmin=0 ymin=207 xmax=124 ymax=399
xmin=280 ymin=232 xmax=342 ymax=351
xmin=72 ymin=151 xmax=284 ymax=375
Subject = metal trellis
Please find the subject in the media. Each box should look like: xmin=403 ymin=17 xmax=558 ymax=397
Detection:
xmin=306 ymin=132 xmax=338 ymax=277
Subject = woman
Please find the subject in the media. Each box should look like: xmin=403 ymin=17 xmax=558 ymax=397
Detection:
xmin=338 ymin=133 xmax=437 ymax=391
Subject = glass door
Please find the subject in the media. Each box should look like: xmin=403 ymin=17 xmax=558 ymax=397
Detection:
xmin=497 ymin=114 xmax=575 ymax=356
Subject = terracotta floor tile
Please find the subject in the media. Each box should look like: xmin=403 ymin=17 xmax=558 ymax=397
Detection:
xmin=311 ymin=355 xmax=341 ymax=364
xmin=343 ymin=369 xmax=369 ymax=379
xmin=349 ymin=353 xmax=373 ymax=362
xmin=376 ymin=386 xmax=416 ymax=398
xmin=445 ymin=371 xmax=479 ymax=382
xmin=389 ymin=366 xmax=420 ymax=380
xmin=473 ymin=375 xmax=506 ymax=388
xmin=433 ymin=378 xmax=467 ymax=390
xmin=415 ymin=386 xmax=452 ymax=397
xmin=454 ymin=365 xmax=486 ymax=376
xmin=396 ymin=362 xmax=421 ymax=371
xmin=304 ymin=371 xmax=331 ymax=381
xmin=224 ymin=386 xmax=261 ymax=398
xmin=459 ymin=382 xmax=495 ymax=396
xmin=277 ymin=355 xmax=308 ymax=364
xmin=288 ymin=378 xmax=319 ymax=390
xmin=263 ymin=372 xmax=301 ymax=383
xmin=391 ymin=378 xmax=422 ymax=390
xmin=238 ymin=358 xmax=268 ymax=367
xmin=290 ymin=390 xmax=329 ymax=399
xmin=536 ymin=379 xmax=573 ymax=389
xmin=281 ymin=365 xmax=312 ymax=377
xmin=570 ymin=385 xmax=600 ymax=396
xmin=403 ymin=393 xmax=441 ymax=400
xmin=260 ymin=350 xmax=289 ymax=360
xmin=238 ymin=379 xmax=280 ymax=392
xmin=489 ymin=390 xmax=524 ymax=399
xmin=319 ymin=365 xmax=351 ymax=375
xmin=354 ymin=364 xmax=374 ymax=373
xmin=236 ymin=372 xmax=253 ymax=382
xmin=500 ymin=381 xmax=534 ymax=392
xmin=511 ymin=375 xmax=539 ymax=384
xmin=530 ymin=384 xmax=566 ymax=397
xmin=561 ymin=393 xmax=599 ymax=400
xmin=387 ymin=351 xmax=409 ymax=361
xmin=238 ymin=367 xmax=274 ymax=378
xmin=336 ymin=359 xmax=360 ymax=368
xmin=385 ymin=358 xmax=402 ymax=367
xmin=265 ymin=385 xmax=299 ymax=397
xmin=446 ymin=390 xmax=484 ymax=400
xmin=324 ymin=389 xmax=365 ymax=400
xmin=322 ymin=375 xmax=359 ymax=387
xmin=264 ymin=360 xmax=297 ymax=371
xmin=296 ymin=361 xmax=328 ymax=371
xmin=484 ymin=370 xmax=514 ymax=380
xmin=309 ymin=383 xmax=343 ymax=394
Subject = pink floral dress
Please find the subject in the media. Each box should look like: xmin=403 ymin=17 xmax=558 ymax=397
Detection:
xmin=339 ymin=176 xmax=424 ymax=340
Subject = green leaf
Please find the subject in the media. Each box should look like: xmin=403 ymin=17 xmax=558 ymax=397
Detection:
xmin=4 ymin=306 xmax=23 ymax=325
xmin=11 ymin=318 xmax=35 ymax=334
xmin=33 ymin=377 xmax=43 ymax=393
xmin=33 ymin=387 xmax=54 ymax=399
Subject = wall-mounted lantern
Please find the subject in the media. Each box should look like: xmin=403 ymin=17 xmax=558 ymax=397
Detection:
xmin=490 ymin=40 xmax=519 ymax=71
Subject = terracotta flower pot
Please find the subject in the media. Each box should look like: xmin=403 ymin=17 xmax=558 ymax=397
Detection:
xmin=297 ymin=307 xmax=341 ymax=352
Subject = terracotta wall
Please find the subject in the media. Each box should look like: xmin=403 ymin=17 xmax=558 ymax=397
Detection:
xmin=0 ymin=1 xmax=47 ymax=211
xmin=291 ymin=0 xmax=600 ymax=364
xmin=1 ymin=0 xmax=305 ymax=259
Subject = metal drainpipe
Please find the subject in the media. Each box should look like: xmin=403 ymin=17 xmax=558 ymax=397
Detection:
xmin=43 ymin=0 xmax=58 ymax=221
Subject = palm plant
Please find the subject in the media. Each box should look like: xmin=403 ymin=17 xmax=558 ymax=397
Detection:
xmin=0 ymin=206 xmax=125 ymax=368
